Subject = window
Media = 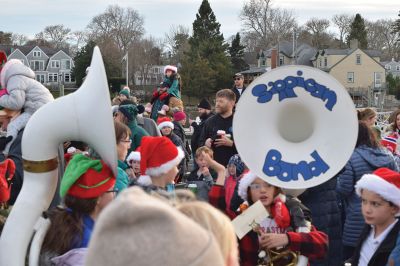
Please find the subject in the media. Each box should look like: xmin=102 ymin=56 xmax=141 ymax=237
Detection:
xmin=48 ymin=73 xmax=58 ymax=82
xmin=324 ymin=57 xmax=328 ymax=67
xmin=261 ymin=60 xmax=266 ymax=66
xmin=36 ymin=74 xmax=45 ymax=83
xmin=153 ymin=67 xmax=159 ymax=74
xmin=374 ymin=72 xmax=382 ymax=88
xmin=347 ymin=72 xmax=354 ymax=83
xmin=397 ymin=66 xmax=400 ymax=71
xmin=50 ymin=60 xmax=60 ymax=68
xmin=64 ymin=73 xmax=71 ymax=83
xmin=319 ymin=58 xmax=322 ymax=68
xmin=30 ymin=60 xmax=44 ymax=71
xmin=356 ymin=54 xmax=361 ymax=65
xmin=386 ymin=65 xmax=392 ymax=70
xmin=33 ymin=51 xmax=41 ymax=57
xmin=279 ymin=56 xmax=284 ymax=66
xmin=61 ymin=60 xmax=71 ymax=70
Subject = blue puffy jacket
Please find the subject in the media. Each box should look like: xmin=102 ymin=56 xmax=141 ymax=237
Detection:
xmin=336 ymin=145 xmax=398 ymax=247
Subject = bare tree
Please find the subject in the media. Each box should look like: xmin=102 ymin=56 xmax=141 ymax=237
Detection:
xmin=87 ymin=5 xmax=145 ymax=53
xmin=241 ymin=31 xmax=262 ymax=52
xmin=164 ymin=25 xmax=190 ymax=64
xmin=240 ymin=0 xmax=297 ymax=48
xmin=305 ymin=18 xmax=331 ymax=48
xmin=366 ymin=19 xmax=399 ymax=60
xmin=40 ymin=24 xmax=71 ymax=48
xmin=332 ymin=14 xmax=353 ymax=48
xmin=11 ymin=33 xmax=28 ymax=46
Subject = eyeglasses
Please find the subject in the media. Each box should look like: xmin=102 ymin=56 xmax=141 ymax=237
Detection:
xmin=234 ymin=78 xmax=242 ymax=81
xmin=106 ymin=189 xmax=119 ymax=194
xmin=249 ymin=183 xmax=272 ymax=190
xmin=120 ymin=139 xmax=132 ymax=144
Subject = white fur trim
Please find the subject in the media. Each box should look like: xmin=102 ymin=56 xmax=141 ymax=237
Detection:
xmin=127 ymin=151 xmax=141 ymax=165
xmin=158 ymin=121 xmax=174 ymax=130
xmin=238 ymin=172 xmax=258 ymax=201
xmin=137 ymin=175 xmax=152 ymax=186
xmin=276 ymin=193 xmax=286 ymax=203
xmin=145 ymin=148 xmax=184 ymax=177
xmin=0 ymin=59 xmax=23 ymax=87
xmin=164 ymin=65 xmax=177 ymax=74
xmin=67 ymin=147 xmax=76 ymax=154
xmin=356 ymin=174 xmax=400 ymax=208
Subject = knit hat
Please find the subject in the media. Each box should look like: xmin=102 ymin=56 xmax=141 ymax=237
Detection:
xmin=118 ymin=103 xmax=143 ymax=122
xmin=381 ymin=133 xmax=398 ymax=153
xmin=60 ymin=154 xmax=116 ymax=198
xmin=164 ymin=65 xmax=178 ymax=74
xmin=197 ymin=98 xmax=212 ymax=110
xmin=173 ymin=111 xmax=186 ymax=122
xmin=119 ymin=89 xmax=130 ymax=98
xmin=227 ymin=154 xmax=245 ymax=177
xmin=85 ymin=187 xmax=224 ymax=266
xmin=157 ymin=117 xmax=174 ymax=130
xmin=356 ymin=167 xmax=400 ymax=210
xmin=140 ymin=136 xmax=184 ymax=176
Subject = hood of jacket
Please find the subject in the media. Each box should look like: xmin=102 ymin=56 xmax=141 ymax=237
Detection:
xmin=356 ymin=145 xmax=397 ymax=169
xmin=0 ymin=59 xmax=35 ymax=88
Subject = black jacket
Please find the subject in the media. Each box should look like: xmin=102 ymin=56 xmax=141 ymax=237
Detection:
xmin=231 ymin=86 xmax=246 ymax=103
xmin=199 ymin=113 xmax=237 ymax=166
xmin=190 ymin=112 xmax=214 ymax=155
xmin=348 ymin=219 xmax=400 ymax=266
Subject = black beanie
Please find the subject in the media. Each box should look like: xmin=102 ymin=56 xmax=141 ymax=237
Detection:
xmin=197 ymin=98 xmax=211 ymax=110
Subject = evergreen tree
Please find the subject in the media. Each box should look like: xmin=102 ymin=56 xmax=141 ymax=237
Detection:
xmin=346 ymin=14 xmax=368 ymax=49
xmin=181 ymin=0 xmax=232 ymax=98
xmin=72 ymin=41 xmax=96 ymax=87
xmin=229 ymin=33 xmax=248 ymax=73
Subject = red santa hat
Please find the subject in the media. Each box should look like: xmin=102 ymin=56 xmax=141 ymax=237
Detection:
xmin=0 ymin=51 xmax=7 ymax=68
xmin=381 ymin=133 xmax=398 ymax=153
xmin=140 ymin=136 xmax=184 ymax=177
xmin=157 ymin=116 xmax=174 ymax=130
xmin=164 ymin=65 xmax=178 ymax=74
xmin=356 ymin=167 xmax=400 ymax=210
xmin=127 ymin=150 xmax=141 ymax=166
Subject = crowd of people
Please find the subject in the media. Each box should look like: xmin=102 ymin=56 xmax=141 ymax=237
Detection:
xmin=0 ymin=58 xmax=400 ymax=266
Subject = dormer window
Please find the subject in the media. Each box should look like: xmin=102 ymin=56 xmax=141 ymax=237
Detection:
xmin=51 ymin=60 xmax=60 ymax=68
xmin=33 ymin=51 xmax=41 ymax=57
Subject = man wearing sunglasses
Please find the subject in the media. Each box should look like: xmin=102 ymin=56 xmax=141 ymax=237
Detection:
xmin=231 ymin=73 xmax=246 ymax=104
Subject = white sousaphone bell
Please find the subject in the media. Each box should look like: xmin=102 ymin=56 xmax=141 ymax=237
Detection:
xmin=0 ymin=47 xmax=117 ymax=266
xmin=233 ymin=65 xmax=358 ymax=265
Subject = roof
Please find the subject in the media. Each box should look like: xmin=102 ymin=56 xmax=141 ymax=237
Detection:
xmin=239 ymin=67 xmax=270 ymax=74
xmin=0 ymin=44 xmax=69 ymax=57
xmin=258 ymin=41 xmax=316 ymax=66
xmin=313 ymin=48 xmax=381 ymax=60
xmin=243 ymin=52 xmax=258 ymax=66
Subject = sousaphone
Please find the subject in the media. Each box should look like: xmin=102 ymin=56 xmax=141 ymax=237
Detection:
xmin=0 ymin=47 xmax=117 ymax=266
xmin=234 ymin=65 xmax=358 ymax=265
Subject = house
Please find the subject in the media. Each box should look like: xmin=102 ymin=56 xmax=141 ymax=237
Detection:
xmin=0 ymin=44 xmax=75 ymax=88
xmin=134 ymin=65 xmax=165 ymax=86
xmin=382 ymin=58 xmax=400 ymax=78
xmin=312 ymin=40 xmax=385 ymax=107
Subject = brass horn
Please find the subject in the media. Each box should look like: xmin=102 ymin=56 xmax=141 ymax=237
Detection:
xmin=0 ymin=46 xmax=117 ymax=266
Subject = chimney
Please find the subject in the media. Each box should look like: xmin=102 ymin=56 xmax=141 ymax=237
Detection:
xmin=350 ymin=39 xmax=359 ymax=49
xmin=271 ymin=48 xmax=278 ymax=69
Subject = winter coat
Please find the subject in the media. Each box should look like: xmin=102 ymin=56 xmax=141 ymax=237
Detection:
xmin=191 ymin=112 xmax=214 ymax=156
xmin=336 ymin=145 xmax=398 ymax=247
xmin=50 ymin=248 xmax=87 ymax=266
xmin=231 ymin=86 xmax=246 ymax=103
xmin=348 ymin=219 xmax=400 ymax=266
xmin=199 ymin=114 xmax=237 ymax=166
xmin=173 ymin=121 xmax=191 ymax=160
xmin=387 ymin=232 xmax=400 ymax=266
xmin=187 ymin=168 xmax=216 ymax=201
xmin=127 ymin=120 xmax=149 ymax=152
xmin=116 ymin=160 xmax=129 ymax=193
xmin=299 ymin=177 xmax=343 ymax=266
xmin=137 ymin=115 xmax=161 ymax=137
xmin=0 ymin=61 xmax=53 ymax=113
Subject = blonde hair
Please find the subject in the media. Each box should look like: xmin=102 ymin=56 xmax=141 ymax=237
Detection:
xmin=195 ymin=146 xmax=214 ymax=158
xmin=177 ymin=201 xmax=237 ymax=261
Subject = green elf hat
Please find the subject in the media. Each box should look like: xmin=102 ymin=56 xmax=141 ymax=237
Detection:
xmin=119 ymin=89 xmax=130 ymax=98
xmin=60 ymin=154 xmax=116 ymax=198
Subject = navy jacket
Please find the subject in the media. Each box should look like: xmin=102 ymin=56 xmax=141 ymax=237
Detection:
xmin=336 ymin=145 xmax=398 ymax=247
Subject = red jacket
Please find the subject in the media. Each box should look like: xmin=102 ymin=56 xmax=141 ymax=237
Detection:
xmin=208 ymin=185 xmax=329 ymax=266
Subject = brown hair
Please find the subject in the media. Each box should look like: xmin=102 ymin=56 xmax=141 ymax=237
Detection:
xmin=357 ymin=108 xmax=376 ymax=122
xmin=42 ymin=195 xmax=98 ymax=255
xmin=390 ymin=109 xmax=400 ymax=131
xmin=356 ymin=121 xmax=380 ymax=148
xmin=114 ymin=121 xmax=131 ymax=144
xmin=216 ymin=89 xmax=236 ymax=102
xmin=195 ymin=146 xmax=214 ymax=158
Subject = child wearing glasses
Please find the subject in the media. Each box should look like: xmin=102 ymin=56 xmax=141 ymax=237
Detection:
xmin=40 ymin=154 xmax=116 ymax=265
xmin=115 ymin=121 xmax=132 ymax=192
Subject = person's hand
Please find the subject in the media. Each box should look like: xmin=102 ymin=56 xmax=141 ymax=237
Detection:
xmin=205 ymin=138 xmax=212 ymax=148
xmin=189 ymin=119 xmax=195 ymax=125
xmin=63 ymin=141 xmax=71 ymax=149
xmin=259 ymin=233 xmax=289 ymax=249
xmin=214 ymin=135 xmax=233 ymax=147
xmin=200 ymin=166 xmax=210 ymax=177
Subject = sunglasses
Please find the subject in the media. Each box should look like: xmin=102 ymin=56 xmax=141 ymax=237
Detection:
xmin=234 ymin=78 xmax=242 ymax=81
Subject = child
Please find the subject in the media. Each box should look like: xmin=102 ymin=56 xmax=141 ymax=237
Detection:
xmin=126 ymin=150 xmax=141 ymax=180
xmin=162 ymin=65 xmax=183 ymax=115
xmin=347 ymin=167 xmax=400 ymax=266
xmin=0 ymin=59 xmax=54 ymax=154
xmin=150 ymin=82 xmax=170 ymax=121
xmin=186 ymin=146 xmax=217 ymax=201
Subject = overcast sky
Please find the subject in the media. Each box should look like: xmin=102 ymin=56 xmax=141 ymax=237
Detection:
xmin=1 ymin=0 xmax=398 ymax=41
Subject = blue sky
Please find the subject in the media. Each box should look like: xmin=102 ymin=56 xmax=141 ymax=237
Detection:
xmin=1 ymin=0 xmax=398 ymax=40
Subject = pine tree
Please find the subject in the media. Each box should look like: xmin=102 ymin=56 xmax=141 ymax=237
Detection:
xmin=181 ymin=0 xmax=232 ymax=98
xmin=72 ymin=41 xmax=96 ymax=87
xmin=347 ymin=14 xmax=368 ymax=49
xmin=229 ymin=33 xmax=248 ymax=73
